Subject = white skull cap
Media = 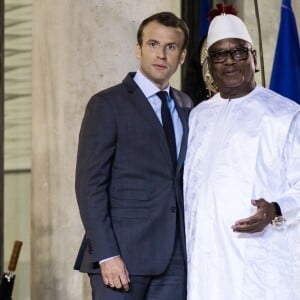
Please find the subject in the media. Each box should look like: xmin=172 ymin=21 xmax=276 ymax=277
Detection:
xmin=207 ymin=14 xmax=252 ymax=49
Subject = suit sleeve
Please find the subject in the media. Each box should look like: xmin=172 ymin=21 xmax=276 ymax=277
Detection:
xmin=75 ymin=94 xmax=120 ymax=263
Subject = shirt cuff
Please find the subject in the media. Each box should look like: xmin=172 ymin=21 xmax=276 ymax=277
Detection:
xmin=99 ymin=255 xmax=120 ymax=265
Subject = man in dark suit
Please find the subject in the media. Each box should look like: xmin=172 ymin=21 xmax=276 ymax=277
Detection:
xmin=74 ymin=11 xmax=192 ymax=300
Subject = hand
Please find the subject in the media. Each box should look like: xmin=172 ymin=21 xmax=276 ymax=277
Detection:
xmin=100 ymin=256 xmax=130 ymax=291
xmin=231 ymin=199 xmax=276 ymax=233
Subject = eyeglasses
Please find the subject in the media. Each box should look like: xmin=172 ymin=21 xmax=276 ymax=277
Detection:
xmin=208 ymin=47 xmax=252 ymax=63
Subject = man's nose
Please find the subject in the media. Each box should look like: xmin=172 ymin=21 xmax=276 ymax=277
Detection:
xmin=157 ymin=46 xmax=166 ymax=59
xmin=224 ymin=51 xmax=236 ymax=63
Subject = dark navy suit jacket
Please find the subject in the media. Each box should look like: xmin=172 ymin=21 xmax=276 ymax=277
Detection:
xmin=74 ymin=73 xmax=192 ymax=275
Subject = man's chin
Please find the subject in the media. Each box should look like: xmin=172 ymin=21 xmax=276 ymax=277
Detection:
xmin=222 ymin=78 xmax=245 ymax=89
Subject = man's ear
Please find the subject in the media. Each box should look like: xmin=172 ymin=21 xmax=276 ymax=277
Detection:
xmin=135 ymin=43 xmax=141 ymax=60
xmin=252 ymin=49 xmax=258 ymax=69
xmin=179 ymin=49 xmax=187 ymax=65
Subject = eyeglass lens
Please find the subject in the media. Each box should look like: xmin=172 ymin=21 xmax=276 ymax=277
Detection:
xmin=209 ymin=47 xmax=250 ymax=63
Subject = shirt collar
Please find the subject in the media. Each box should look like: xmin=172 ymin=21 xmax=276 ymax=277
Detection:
xmin=134 ymin=69 xmax=170 ymax=98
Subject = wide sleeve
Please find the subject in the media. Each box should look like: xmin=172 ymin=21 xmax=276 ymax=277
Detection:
xmin=275 ymin=111 xmax=300 ymax=226
xmin=75 ymin=93 xmax=120 ymax=263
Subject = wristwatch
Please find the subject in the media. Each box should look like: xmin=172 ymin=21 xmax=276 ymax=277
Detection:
xmin=271 ymin=202 xmax=286 ymax=227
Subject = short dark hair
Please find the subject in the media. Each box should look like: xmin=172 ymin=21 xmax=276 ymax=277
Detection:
xmin=137 ymin=12 xmax=189 ymax=51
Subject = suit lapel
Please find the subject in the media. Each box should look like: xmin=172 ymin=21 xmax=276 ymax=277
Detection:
xmin=171 ymin=88 xmax=190 ymax=175
xmin=123 ymin=74 xmax=174 ymax=169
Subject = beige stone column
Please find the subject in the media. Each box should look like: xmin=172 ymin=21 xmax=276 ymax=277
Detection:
xmin=31 ymin=1 xmax=179 ymax=299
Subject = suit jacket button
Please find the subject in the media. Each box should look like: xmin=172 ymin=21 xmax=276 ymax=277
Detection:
xmin=170 ymin=206 xmax=177 ymax=213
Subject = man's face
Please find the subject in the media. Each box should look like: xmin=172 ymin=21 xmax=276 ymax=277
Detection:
xmin=136 ymin=21 xmax=187 ymax=90
xmin=208 ymin=38 xmax=257 ymax=98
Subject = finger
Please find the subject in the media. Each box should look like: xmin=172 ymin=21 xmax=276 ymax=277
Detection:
xmin=102 ymin=275 xmax=114 ymax=288
xmin=235 ymin=207 xmax=269 ymax=225
xmin=113 ymin=277 xmax=123 ymax=289
xmin=232 ymin=221 xmax=261 ymax=233
xmin=124 ymin=267 xmax=130 ymax=282
xmin=100 ymin=268 xmax=110 ymax=286
xmin=103 ymin=275 xmax=115 ymax=287
xmin=232 ymin=219 xmax=257 ymax=230
xmin=234 ymin=214 xmax=270 ymax=232
xmin=120 ymin=272 xmax=130 ymax=291
xmin=232 ymin=215 xmax=260 ymax=227
xmin=122 ymin=282 xmax=130 ymax=292
xmin=233 ymin=215 xmax=259 ymax=226
xmin=251 ymin=198 xmax=267 ymax=207
xmin=100 ymin=260 xmax=119 ymax=287
xmin=100 ymin=271 xmax=115 ymax=288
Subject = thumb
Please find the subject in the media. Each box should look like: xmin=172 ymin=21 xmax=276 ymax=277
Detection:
xmin=251 ymin=198 xmax=266 ymax=207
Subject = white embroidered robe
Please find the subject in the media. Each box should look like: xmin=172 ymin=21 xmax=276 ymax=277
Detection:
xmin=184 ymin=85 xmax=300 ymax=300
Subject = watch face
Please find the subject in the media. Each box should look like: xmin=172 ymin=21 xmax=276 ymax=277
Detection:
xmin=271 ymin=216 xmax=286 ymax=229
xmin=200 ymin=38 xmax=218 ymax=97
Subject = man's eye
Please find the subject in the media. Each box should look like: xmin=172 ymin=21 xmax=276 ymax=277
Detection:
xmin=167 ymin=44 xmax=177 ymax=51
xmin=148 ymin=42 xmax=158 ymax=48
xmin=232 ymin=49 xmax=243 ymax=57
xmin=212 ymin=52 xmax=225 ymax=60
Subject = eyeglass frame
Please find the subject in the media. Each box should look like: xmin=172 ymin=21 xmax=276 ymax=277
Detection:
xmin=208 ymin=47 xmax=253 ymax=64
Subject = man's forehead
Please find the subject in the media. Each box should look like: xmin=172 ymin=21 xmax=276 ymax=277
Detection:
xmin=142 ymin=22 xmax=184 ymax=45
xmin=209 ymin=38 xmax=250 ymax=51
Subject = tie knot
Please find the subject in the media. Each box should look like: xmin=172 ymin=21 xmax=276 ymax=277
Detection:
xmin=157 ymin=91 xmax=168 ymax=102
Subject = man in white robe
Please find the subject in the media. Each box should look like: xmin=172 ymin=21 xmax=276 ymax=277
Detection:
xmin=184 ymin=12 xmax=300 ymax=300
